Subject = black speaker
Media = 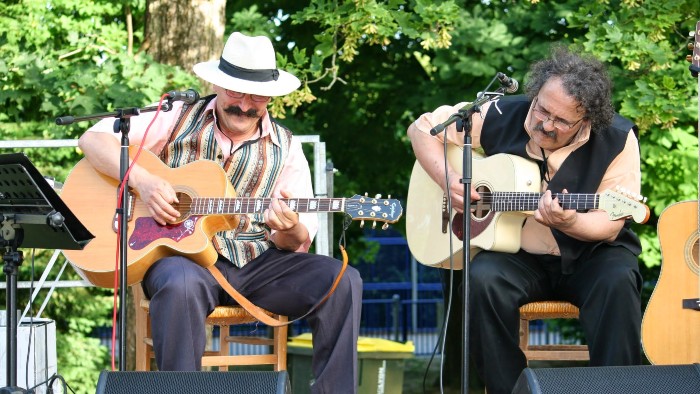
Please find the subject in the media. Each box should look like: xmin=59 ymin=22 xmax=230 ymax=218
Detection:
xmin=512 ymin=364 xmax=700 ymax=394
xmin=95 ymin=371 xmax=291 ymax=394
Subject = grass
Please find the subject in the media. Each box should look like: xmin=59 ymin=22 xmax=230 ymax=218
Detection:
xmin=227 ymin=353 xmax=588 ymax=393
xmin=401 ymin=356 xmax=589 ymax=394
xmin=403 ymin=357 xmax=484 ymax=394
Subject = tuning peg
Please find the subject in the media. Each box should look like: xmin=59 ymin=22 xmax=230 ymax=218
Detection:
xmin=372 ymin=221 xmax=377 ymax=229
xmin=360 ymin=220 xmax=365 ymax=228
xmin=382 ymin=223 xmax=389 ymax=230
xmin=374 ymin=194 xmax=381 ymax=199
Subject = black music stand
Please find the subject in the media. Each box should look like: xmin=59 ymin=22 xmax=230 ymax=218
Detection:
xmin=0 ymin=153 xmax=93 ymax=393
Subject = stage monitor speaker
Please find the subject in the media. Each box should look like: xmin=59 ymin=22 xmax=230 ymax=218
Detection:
xmin=512 ymin=364 xmax=700 ymax=394
xmin=95 ymin=370 xmax=291 ymax=394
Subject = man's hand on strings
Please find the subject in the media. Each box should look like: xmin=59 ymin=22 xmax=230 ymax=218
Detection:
xmin=267 ymin=190 xmax=309 ymax=251
xmin=446 ymin=173 xmax=481 ymax=213
xmin=265 ymin=189 xmax=300 ymax=232
xmin=533 ymin=189 xmax=577 ymax=229
xmin=134 ymin=172 xmax=180 ymax=225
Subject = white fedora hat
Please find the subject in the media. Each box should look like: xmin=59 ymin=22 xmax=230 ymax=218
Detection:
xmin=193 ymin=32 xmax=301 ymax=97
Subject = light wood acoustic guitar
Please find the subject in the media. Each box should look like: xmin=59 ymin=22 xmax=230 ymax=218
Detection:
xmin=60 ymin=147 xmax=403 ymax=288
xmin=406 ymin=148 xmax=650 ymax=269
xmin=641 ymin=21 xmax=700 ymax=365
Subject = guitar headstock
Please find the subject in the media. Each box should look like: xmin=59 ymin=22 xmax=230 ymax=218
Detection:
xmin=598 ymin=188 xmax=650 ymax=224
xmin=345 ymin=194 xmax=403 ymax=229
xmin=689 ymin=20 xmax=700 ymax=77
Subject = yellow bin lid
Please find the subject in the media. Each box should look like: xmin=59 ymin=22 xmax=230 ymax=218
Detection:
xmin=289 ymin=333 xmax=415 ymax=353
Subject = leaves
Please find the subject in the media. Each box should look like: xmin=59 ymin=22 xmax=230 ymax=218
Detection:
xmin=2 ymin=1 xmax=699 ymax=390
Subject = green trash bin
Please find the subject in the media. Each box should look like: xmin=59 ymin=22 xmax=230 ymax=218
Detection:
xmin=287 ymin=333 xmax=414 ymax=394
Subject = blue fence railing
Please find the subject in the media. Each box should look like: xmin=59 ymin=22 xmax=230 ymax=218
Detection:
xmin=95 ymin=292 xmax=579 ymax=357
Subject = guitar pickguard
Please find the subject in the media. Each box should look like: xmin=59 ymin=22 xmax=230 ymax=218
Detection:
xmin=129 ymin=216 xmax=200 ymax=250
xmin=449 ymin=212 xmax=494 ymax=241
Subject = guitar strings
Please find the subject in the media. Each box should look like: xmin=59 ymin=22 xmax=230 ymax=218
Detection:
xmin=473 ymin=192 xmax=600 ymax=210
xmin=184 ymin=197 xmax=348 ymax=213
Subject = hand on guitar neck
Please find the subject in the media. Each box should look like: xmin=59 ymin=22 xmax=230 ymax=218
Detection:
xmin=406 ymin=151 xmax=649 ymax=268
xmin=59 ymin=148 xmax=404 ymax=288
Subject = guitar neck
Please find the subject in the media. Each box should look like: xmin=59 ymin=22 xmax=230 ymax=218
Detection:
xmin=190 ymin=197 xmax=347 ymax=215
xmin=478 ymin=192 xmax=601 ymax=212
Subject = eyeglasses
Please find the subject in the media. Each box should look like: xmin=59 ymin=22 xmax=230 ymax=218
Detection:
xmin=224 ymin=89 xmax=270 ymax=103
xmin=531 ymin=97 xmax=584 ymax=132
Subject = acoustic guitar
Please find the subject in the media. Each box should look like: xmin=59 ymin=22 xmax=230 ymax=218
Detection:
xmin=406 ymin=149 xmax=650 ymax=268
xmin=60 ymin=147 xmax=403 ymax=288
xmin=641 ymin=21 xmax=700 ymax=365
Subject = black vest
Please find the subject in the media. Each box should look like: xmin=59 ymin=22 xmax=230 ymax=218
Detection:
xmin=480 ymin=96 xmax=641 ymax=273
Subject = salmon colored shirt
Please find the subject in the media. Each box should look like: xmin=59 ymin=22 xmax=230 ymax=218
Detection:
xmin=87 ymin=98 xmax=317 ymax=252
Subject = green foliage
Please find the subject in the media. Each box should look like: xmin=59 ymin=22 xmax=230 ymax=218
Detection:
xmin=56 ymin=335 xmax=110 ymax=394
xmin=48 ymin=284 xmax=113 ymax=393
xmin=0 ymin=1 xmax=198 ymax=391
xmin=568 ymin=0 xmax=699 ymax=268
xmin=2 ymin=0 xmax=700 ymax=390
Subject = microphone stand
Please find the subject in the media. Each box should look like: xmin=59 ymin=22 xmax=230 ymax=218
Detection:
xmin=429 ymin=77 xmax=509 ymax=394
xmin=1 ymin=223 xmax=26 ymax=394
xmin=56 ymin=100 xmax=173 ymax=370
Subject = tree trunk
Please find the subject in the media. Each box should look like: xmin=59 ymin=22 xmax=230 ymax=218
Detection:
xmin=145 ymin=0 xmax=225 ymax=76
xmin=126 ymin=2 xmax=225 ymax=370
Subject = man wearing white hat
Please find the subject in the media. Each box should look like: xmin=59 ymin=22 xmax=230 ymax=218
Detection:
xmin=79 ymin=32 xmax=362 ymax=393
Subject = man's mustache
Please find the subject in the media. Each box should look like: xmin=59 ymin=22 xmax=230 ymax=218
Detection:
xmin=532 ymin=122 xmax=556 ymax=138
xmin=224 ymin=106 xmax=259 ymax=118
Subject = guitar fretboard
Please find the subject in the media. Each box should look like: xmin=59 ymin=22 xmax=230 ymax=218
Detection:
xmin=474 ymin=192 xmax=599 ymax=212
xmin=190 ymin=197 xmax=347 ymax=215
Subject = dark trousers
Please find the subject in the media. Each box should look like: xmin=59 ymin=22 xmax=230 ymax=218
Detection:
xmin=468 ymin=246 xmax=642 ymax=394
xmin=143 ymin=248 xmax=363 ymax=394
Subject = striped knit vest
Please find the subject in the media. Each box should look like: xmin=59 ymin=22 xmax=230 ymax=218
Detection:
xmin=159 ymin=95 xmax=293 ymax=267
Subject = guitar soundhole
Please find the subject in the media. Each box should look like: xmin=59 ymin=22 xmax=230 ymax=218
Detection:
xmin=173 ymin=192 xmax=193 ymax=222
xmin=472 ymin=185 xmax=491 ymax=219
xmin=684 ymin=232 xmax=700 ymax=275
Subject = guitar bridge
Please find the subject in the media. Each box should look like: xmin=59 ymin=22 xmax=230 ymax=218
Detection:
xmin=682 ymin=298 xmax=700 ymax=311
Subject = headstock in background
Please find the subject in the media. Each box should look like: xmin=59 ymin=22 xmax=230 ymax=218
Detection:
xmin=689 ymin=21 xmax=699 ymax=77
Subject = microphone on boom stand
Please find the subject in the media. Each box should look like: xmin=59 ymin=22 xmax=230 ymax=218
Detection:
xmin=426 ymin=71 xmax=519 ymax=394
xmin=496 ymin=72 xmax=519 ymax=94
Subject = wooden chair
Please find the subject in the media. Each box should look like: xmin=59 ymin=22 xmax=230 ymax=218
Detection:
xmin=518 ymin=301 xmax=589 ymax=363
xmin=134 ymin=286 xmax=288 ymax=371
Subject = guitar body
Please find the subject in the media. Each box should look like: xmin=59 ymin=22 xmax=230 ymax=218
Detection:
xmin=641 ymin=200 xmax=700 ymax=364
xmin=61 ymin=148 xmax=238 ymax=288
xmin=406 ymin=147 xmax=540 ymax=268
xmin=642 ymin=21 xmax=700 ymax=365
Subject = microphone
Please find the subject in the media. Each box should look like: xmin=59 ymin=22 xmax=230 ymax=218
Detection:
xmin=166 ymin=89 xmax=200 ymax=104
xmin=55 ymin=116 xmax=74 ymax=125
xmin=496 ymin=72 xmax=519 ymax=94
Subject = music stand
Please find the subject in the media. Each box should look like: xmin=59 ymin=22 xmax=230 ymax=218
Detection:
xmin=0 ymin=153 xmax=93 ymax=393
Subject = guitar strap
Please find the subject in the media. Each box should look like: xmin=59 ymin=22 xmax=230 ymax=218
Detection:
xmin=206 ymin=246 xmax=350 ymax=327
